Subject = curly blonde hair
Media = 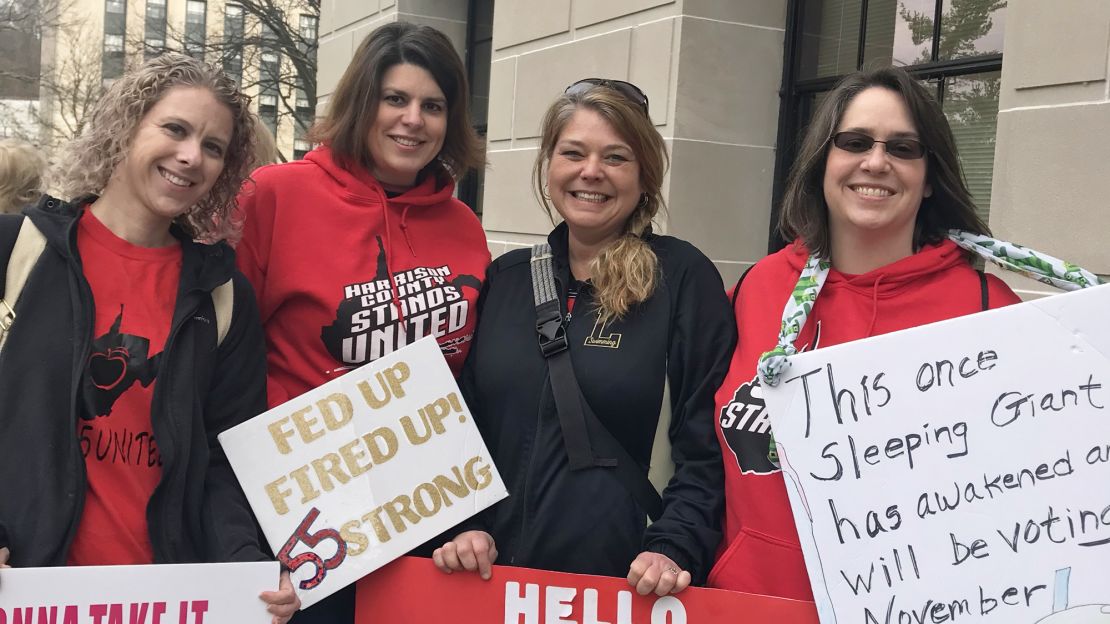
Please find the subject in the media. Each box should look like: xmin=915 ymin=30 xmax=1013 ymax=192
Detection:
xmin=533 ymin=84 xmax=668 ymax=324
xmin=54 ymin=53 xmax=256 ymax=242
xmin=0 ymin=139 xmax=46 ymax=214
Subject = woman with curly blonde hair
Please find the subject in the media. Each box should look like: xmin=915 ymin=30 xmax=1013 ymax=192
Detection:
xmin=434 ymin=79 xmax=733 ymax=596
xmin=0 ymin=53 xmax=299 ymax=623
xmin=0 ymin=138 xmax=46 ymax=214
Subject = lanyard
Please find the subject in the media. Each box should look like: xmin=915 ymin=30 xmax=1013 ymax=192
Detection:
xmin=757 ymin=232 xmax=1104 ymax=387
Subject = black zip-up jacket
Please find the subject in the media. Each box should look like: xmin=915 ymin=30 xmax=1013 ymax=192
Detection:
xmin=460 ymin=223 xmax=735 ymax=582
xmin=0 ymin=196 xmax=268 ymax=566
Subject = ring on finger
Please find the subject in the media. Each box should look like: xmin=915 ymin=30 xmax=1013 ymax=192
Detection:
xmin=665 ymin=567 xmax=679 ymax=575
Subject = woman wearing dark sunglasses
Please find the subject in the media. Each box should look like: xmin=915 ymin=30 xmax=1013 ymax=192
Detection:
xmin=706 ymin=66 xmax=1021 ymax=598
xmin=431 ymin=78 xmax=734 ymax=595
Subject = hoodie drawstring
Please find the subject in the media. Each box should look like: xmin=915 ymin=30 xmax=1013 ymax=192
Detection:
xmin=400 ymin=204 xmax=416 ymax=257
xmin=378 ymin=189 xmax=407 ymax=331
xmin=864 ymin=273 xmax=884 ymax=338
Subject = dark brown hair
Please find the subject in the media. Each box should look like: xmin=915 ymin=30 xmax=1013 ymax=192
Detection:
xmin=778 ymin=66 xmax=990 ymax=258
xmin=308 ymin=21 xmax=484 ymax=181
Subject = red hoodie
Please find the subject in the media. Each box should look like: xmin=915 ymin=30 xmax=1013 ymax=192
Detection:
xmin=707 ymin=239 xmax=1020 ymax=599
xmin=237 ymin=146 xmax=490 ymax=407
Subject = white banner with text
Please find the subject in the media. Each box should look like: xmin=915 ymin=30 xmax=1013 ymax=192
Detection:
xmin=219 ymin=337 xmax=507 ymax=607
xmin=0 ymin=561 xmax=277 ymax=623
xmin=763 ymin=285 xmax=1110 ymax=623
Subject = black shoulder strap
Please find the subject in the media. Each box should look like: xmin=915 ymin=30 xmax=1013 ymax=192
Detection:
xmin=730 ymin=264 xmax=756 ymax=309
xmin=530 ymin=244 xmax=664 ymax=521
xmin=977 ymin=269 xmax=989 ymax=311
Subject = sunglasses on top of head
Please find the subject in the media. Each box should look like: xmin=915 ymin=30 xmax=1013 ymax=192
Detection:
xmin=830 ymin=131 xmax=927 ymax=160
xmin=564 ymin=78 xmax=650 ymax=115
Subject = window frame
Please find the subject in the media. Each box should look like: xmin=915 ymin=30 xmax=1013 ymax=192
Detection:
xmin=769 ymin=0 xmax=1004 ymax=251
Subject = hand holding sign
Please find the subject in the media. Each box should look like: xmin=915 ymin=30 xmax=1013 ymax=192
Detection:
xmin=259 ymin=570 xmax=301 ymax=624
xmin=627 ymin=551 xmax=692 ymax=597
xmin=433 ymin=530 xmax=498 ymax=580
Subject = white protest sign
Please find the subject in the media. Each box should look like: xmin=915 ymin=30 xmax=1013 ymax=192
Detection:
xmin=0 ymin=561 xmax=276 ymax=623
xmin=762 ymin=284 xmax=1110 ymax=623
xmin=219 ymin=337 xmax=507 ymax=608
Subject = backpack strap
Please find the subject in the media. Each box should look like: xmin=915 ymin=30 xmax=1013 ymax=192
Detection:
xmin=1 ymin=218 xmax=47 ymax=352
xmin=729 ymin=264 xmax=756 ymax=309
xmin=211 ymin=277 xmax=234 ymax=347
xmin=977 ymin=269 xmax=989 ymax=312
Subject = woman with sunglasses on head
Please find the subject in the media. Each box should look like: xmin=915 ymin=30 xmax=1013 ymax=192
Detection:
xmin=0 ymin=53 xmax=298 ymax=622
xmin=707 ymin=66 xmax=1022 ymax=599
xmin=235 ymin=22 xmax=487 ymax=623
xmin=431 ymin=78 xmax=734 ymax=596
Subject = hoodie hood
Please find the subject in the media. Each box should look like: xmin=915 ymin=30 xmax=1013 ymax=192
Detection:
xmin=304 ymin=145 xmax=456 ymax=208
xmin=783 ymin=238 xmax=969 ymax=338
xmin=784 ymin=238 xmax=966 ymax=296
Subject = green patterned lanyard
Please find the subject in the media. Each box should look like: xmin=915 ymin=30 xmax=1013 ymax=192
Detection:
xmin=757 ymin=232 xmax=1104 ymax=387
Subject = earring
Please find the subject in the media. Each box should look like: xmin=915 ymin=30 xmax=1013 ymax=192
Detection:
xmin=542 ymin=183 xmax=551 ymax=200
xmin=637 ymin=193 xmax=649 ymax=208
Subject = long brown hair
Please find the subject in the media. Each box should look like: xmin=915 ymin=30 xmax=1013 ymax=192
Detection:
xmin=779 ymin=66 xmax=989 ymax=258
xmin=308 ymin=22 xmax=484 ymax=181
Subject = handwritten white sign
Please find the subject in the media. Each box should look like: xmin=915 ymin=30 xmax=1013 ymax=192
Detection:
xmin=763 ymin=285 xmax=1110 ymax=623
xmin=0 ymin=561 xmax=277 ymax=623
xmin=219 ymin=337 xmax=507 ymax=608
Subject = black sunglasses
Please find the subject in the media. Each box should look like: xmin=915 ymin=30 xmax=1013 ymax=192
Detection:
xmin=830 ymin=131 xmax=927 ymax=160
xmin=564 ymin=78 xmax=650 ymax=114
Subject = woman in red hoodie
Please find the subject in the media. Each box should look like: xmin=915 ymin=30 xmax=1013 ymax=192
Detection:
xmin=235 ymin=22 xmax=488 ymax=623
xmin=707 ymin=66 xmax=1022 ymax=598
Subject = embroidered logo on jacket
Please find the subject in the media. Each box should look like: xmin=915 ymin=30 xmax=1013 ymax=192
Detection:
xmin=83 ymin=306 xmax=161 ymax=418
xmin=583 ymin=316 xmax=621 ymax=349
xmin=720 ymin=322 xmax=822 ymax=475
xmin=321 ymin=236 xmax=480 ymax=367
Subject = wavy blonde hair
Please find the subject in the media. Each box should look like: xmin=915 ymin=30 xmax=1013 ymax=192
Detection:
xmin=0 ymin=139 xmax=46 ymax=214
xmin=534 ymin=85 xmax=668 ymax=324
xmin=54 ymin=53 xmax=256 ymax=242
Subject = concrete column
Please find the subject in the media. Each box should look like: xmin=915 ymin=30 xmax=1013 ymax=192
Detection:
xmin=988 ymin=0 xmax=1110 ymax=297
xmin=481 ymin=0 xmax=787 ymax=283
xmin=317 ymin=0 xmax=469 ymax=111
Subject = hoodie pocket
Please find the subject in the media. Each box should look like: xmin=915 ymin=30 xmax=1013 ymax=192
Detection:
xmin=707 ymin=526 xmax=814 ymax=601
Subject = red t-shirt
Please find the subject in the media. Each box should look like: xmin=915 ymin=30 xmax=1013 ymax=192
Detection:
xmin=67 ymin=210 xmax=182 ymax=566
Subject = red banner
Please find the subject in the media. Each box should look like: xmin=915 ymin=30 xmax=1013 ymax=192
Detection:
xmin=356 ymin=557 xmax=819 ymax=623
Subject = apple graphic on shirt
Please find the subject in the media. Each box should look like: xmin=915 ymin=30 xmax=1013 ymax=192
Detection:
xmin=82 ymin=306 xmax=161 ymax=418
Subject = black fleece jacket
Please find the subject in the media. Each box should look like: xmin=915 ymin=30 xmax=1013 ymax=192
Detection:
xmin=0 ymin=196 xmax=268 ymax=566
xmin=460 ymin=224 xmax=734 ymax=582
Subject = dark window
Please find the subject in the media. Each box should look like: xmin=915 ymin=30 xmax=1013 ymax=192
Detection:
xmin=299 ymin=13 xmax=318 ymax=51
xmin=772 ymin=0 xmax=1005 ymax=250
xmin=223 ymin=4 xmax=244 ymax=84
xmin=145 ymin=0 xmax=168 ymax=59
xmin=259 ymin=91 xmax=278 ymax=134
xmin=258 ymin=18 xmax=282 ymax=134
xmin=102 ymin=0 xmax=128 ymax=82
xmin=185 ymin=0 xmax=207 ymax=59
xmin=458 ymin=0 xmax=494 ymax=217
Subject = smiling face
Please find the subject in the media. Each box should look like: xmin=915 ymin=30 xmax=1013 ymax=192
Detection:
xmin=823 ymin=86 xmax=931 ymax=252
xmin=366 ymin=62 xmax=447 ymax=189
xmin=104 ymin=85 xmax=233 ymax=233
xmin=547 ymin=108 xmax=643 ymax=246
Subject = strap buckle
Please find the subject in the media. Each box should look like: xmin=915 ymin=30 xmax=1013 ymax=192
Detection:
xmin=0 ymin=299 xmax=14 ymax=332
xmin=536 ymin=300 xmax=567 ymax=357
